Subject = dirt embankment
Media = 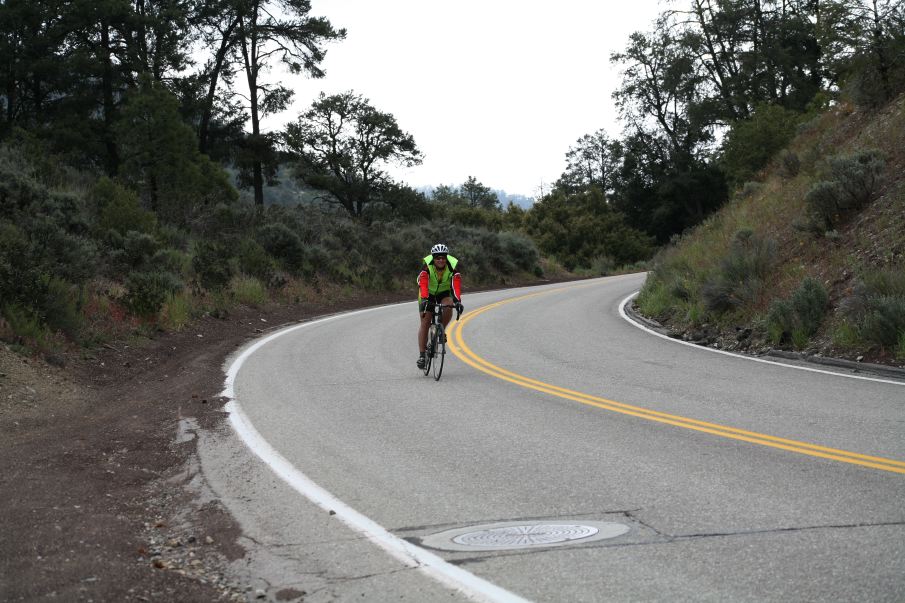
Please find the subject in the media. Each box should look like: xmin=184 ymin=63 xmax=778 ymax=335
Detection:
xmin=0 ymin=289 xmax=415 ymax=602
xmin=1 ymin=273 xmax=588 ymax=601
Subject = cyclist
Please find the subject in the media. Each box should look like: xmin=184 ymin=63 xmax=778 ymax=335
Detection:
xmin=417 ymin=243 xmax=463 ymax=369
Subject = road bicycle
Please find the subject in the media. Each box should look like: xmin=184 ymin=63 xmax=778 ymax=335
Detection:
xmin=422 ymin=301 xmax=462 ymax=381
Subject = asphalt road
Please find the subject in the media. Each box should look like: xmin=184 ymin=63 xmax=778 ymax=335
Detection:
xmin=225 ymin=273 xmax=905 ymax=602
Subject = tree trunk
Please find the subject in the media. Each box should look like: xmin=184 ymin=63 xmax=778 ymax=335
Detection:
xmin=870 ymin=0 xmax=892 ymax=102
xmin=5 ymin=45 xmax=17 ymax=131
xmin=239 ymin=8 xmax=264 ymax=206
xmin=199 ymin=17 xmax=239 ymax=154
xmin=100 ymin=20 xmax=119 ymax=176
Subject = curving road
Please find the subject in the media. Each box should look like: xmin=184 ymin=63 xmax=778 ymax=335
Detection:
xmin=226 ymin=274 xmax=905 ymax=601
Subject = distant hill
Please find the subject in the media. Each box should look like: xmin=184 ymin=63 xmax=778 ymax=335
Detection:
xmin=417 ymin=185 xmax=534 ymax=209
xmin=494 ymin=190 xmax=535 ymax=210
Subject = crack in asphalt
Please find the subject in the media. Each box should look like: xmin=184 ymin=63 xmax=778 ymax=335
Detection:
xmin=446 ymin=519 xmax=905 ymax=566
xmin=670 ymin=519 xmax=905 ymax=541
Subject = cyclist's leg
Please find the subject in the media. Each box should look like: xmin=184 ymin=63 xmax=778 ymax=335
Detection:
xmin=418 ymin=295 xmax=436 ymax=353
xmin=418 ymin=312 xmax=431 ymax=353
xmin=439 ymin=293 xmax=454 ymax=329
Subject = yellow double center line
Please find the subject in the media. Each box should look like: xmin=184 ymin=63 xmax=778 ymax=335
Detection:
xmin=446 ymin=289 xmax=905 ymax=475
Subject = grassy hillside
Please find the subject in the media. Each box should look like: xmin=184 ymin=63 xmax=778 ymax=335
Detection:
xmin=636 ymin=94 xmax=905 ymax=364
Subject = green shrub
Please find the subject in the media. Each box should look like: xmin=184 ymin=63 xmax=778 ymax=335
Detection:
xmin=236 ymin=238 xmax=277 ymax=282
xmin=42 ymin=277 xmax=82 ymax=337
xmin=151 ymin=248 xmax=190 ymax=276
xmin=804 ymin=181 xmax=842 ymax=230
xmin=841 ymin=267 xmax=905 ymax=350
xmin=636 ymin=278 xmax=676 ymax=320
xmin=93 ymin=178 xmax=156 ymax=235
xmin=859 ymin=296 xmax=905 ymax=348
xmin=231 ymin=275 xmax=268 ymax=307
xmin=1 ymin=304 xmax=50 ymax=348
xmin=791 ymin=327 xmax=810 ymax=350
xmin=192 ymin=240 xmax=233 ymax=291
xmin=0 ymin=156 xmax=45 ymax=217
xmin=766 ymin=278 xmax=828 ymax=346
xmin=257 ymin=223 xmax=305 ymax=273
xmin=702 ymin=230 xmax=776 ymax=313
xmin=832 ymin=321 xmax=861 ymax=348
xmin=124 ymin=271 xmax=182 ymax=317
xmin=828 ymin=149 xmax=885 ymax=210
xmin=778 ymin=150 xmax=800 ymax=178
xmin=739 ymin=181 xmax=763 ymax=199
xmin=790 ymin=277 xmax=829 ymax=336
xmin=862 ymin=267 xmax=905 ymax=297
xmin=766 ymin=298 xmax=795 ymax=344
xmin=121 ymin=231 xmax=159 ymax=268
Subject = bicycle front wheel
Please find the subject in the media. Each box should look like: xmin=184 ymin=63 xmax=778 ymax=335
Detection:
xmin=432 ymin=323 xmax=445 ymax=381
xmin=423 ymin=325 xmax=436 ymax=376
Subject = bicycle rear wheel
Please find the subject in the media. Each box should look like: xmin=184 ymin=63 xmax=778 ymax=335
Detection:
xmin=423 ymin=325 xmax=435 ymax=376
xmin=432 ymin=323 xmax=445 ymax=381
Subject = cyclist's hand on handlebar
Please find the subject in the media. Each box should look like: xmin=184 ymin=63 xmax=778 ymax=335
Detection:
xmin=455 ymin=302 xmax=464 ymax=314
xmin=419 ymin=300 xmax=428 ymax=313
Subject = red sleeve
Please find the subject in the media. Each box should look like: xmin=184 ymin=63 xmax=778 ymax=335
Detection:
xmin=418 ymin=268 xmax=429 ymax=299
xmin=452 ymin=272 xmax=461 ymax=300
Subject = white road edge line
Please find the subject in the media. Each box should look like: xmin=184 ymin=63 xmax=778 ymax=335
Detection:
xmin=221 ymin=305 xmax=531 ymax=603
xmin=619 ymin=291 xmax=905 ymax=387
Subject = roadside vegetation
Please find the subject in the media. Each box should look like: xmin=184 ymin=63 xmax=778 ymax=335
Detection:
xmin=2 ymin=0 xmax=903 ymax=365
xmin=637 ymin=96 xmax=905 ymax=362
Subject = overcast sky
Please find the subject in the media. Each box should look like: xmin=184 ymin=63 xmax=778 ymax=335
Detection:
xmin=268 ymin=1 xmax=665 ymax=198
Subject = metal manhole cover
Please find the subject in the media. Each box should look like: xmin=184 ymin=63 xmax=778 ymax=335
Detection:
xmin=421 ymin=520 xmax=629 ymax=552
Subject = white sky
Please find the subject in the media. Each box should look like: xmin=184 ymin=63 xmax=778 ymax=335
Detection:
xmin=266 ymin=1 xmax=665 ymax=198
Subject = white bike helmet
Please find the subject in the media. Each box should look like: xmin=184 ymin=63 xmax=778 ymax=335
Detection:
xmin=430 ymin=243 xmax=449 ymax=255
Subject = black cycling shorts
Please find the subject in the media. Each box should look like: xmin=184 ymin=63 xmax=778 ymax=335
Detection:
xmin=426 ymin=292 xmax=452 ymax=304
xmin=421 ymin=293 xmax=453 ymax=313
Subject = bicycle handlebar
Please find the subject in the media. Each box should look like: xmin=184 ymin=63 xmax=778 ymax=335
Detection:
xmin=423 ymin=301 xmax=462 ymax=321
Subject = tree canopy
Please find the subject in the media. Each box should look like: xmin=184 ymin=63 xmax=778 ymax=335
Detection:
xmin=283 ymin=91 xmax=422 ymax=218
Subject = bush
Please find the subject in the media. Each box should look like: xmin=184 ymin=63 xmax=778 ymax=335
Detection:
xmin=151 ymin=248 xmax=190 ymax=276
xmin=1 ymin=304 xmax=50 ymax=348
xmin=805 ymin=150 xmax=885 ymax=231
xmin=766 ymin=298 xmax=795 ymax=344
xmin=828 ymin=149 xmax=885 ymax=210
xmin=778 ymin=150 xmax=800 ymax=178
xmin=805 ymin=181 xmax=842 ymax=230
xmin=236 ymin=238 xmax=277 ymax=282
xmin=192 ymin=240 xmax=233 ymax=291
xmin=790 ymin=277 xmax=829 ymax=336
xmin=765 ymin=278 xmax=828 ymax=346
xmin=636 ymin=277 xmax=676 ymax=320
xmin=257 ymin=223 xmax=306 ymax=273
xmin=92 ymin=177 xmax=156 ymax=235
xmin=42 ymin=277 xmax=82 ymax=337
xmin=841 ymin=267 xmax=905 ymax=350
xmin=859 ymin=296 xmax=905 ymax=348
xmin=702 ymin=230 xmax=776 ymax=313
xmin=124 ymin=271 xmax=181 ymax=317
xmin=121 ymin=231 xmax=159 ymax=268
